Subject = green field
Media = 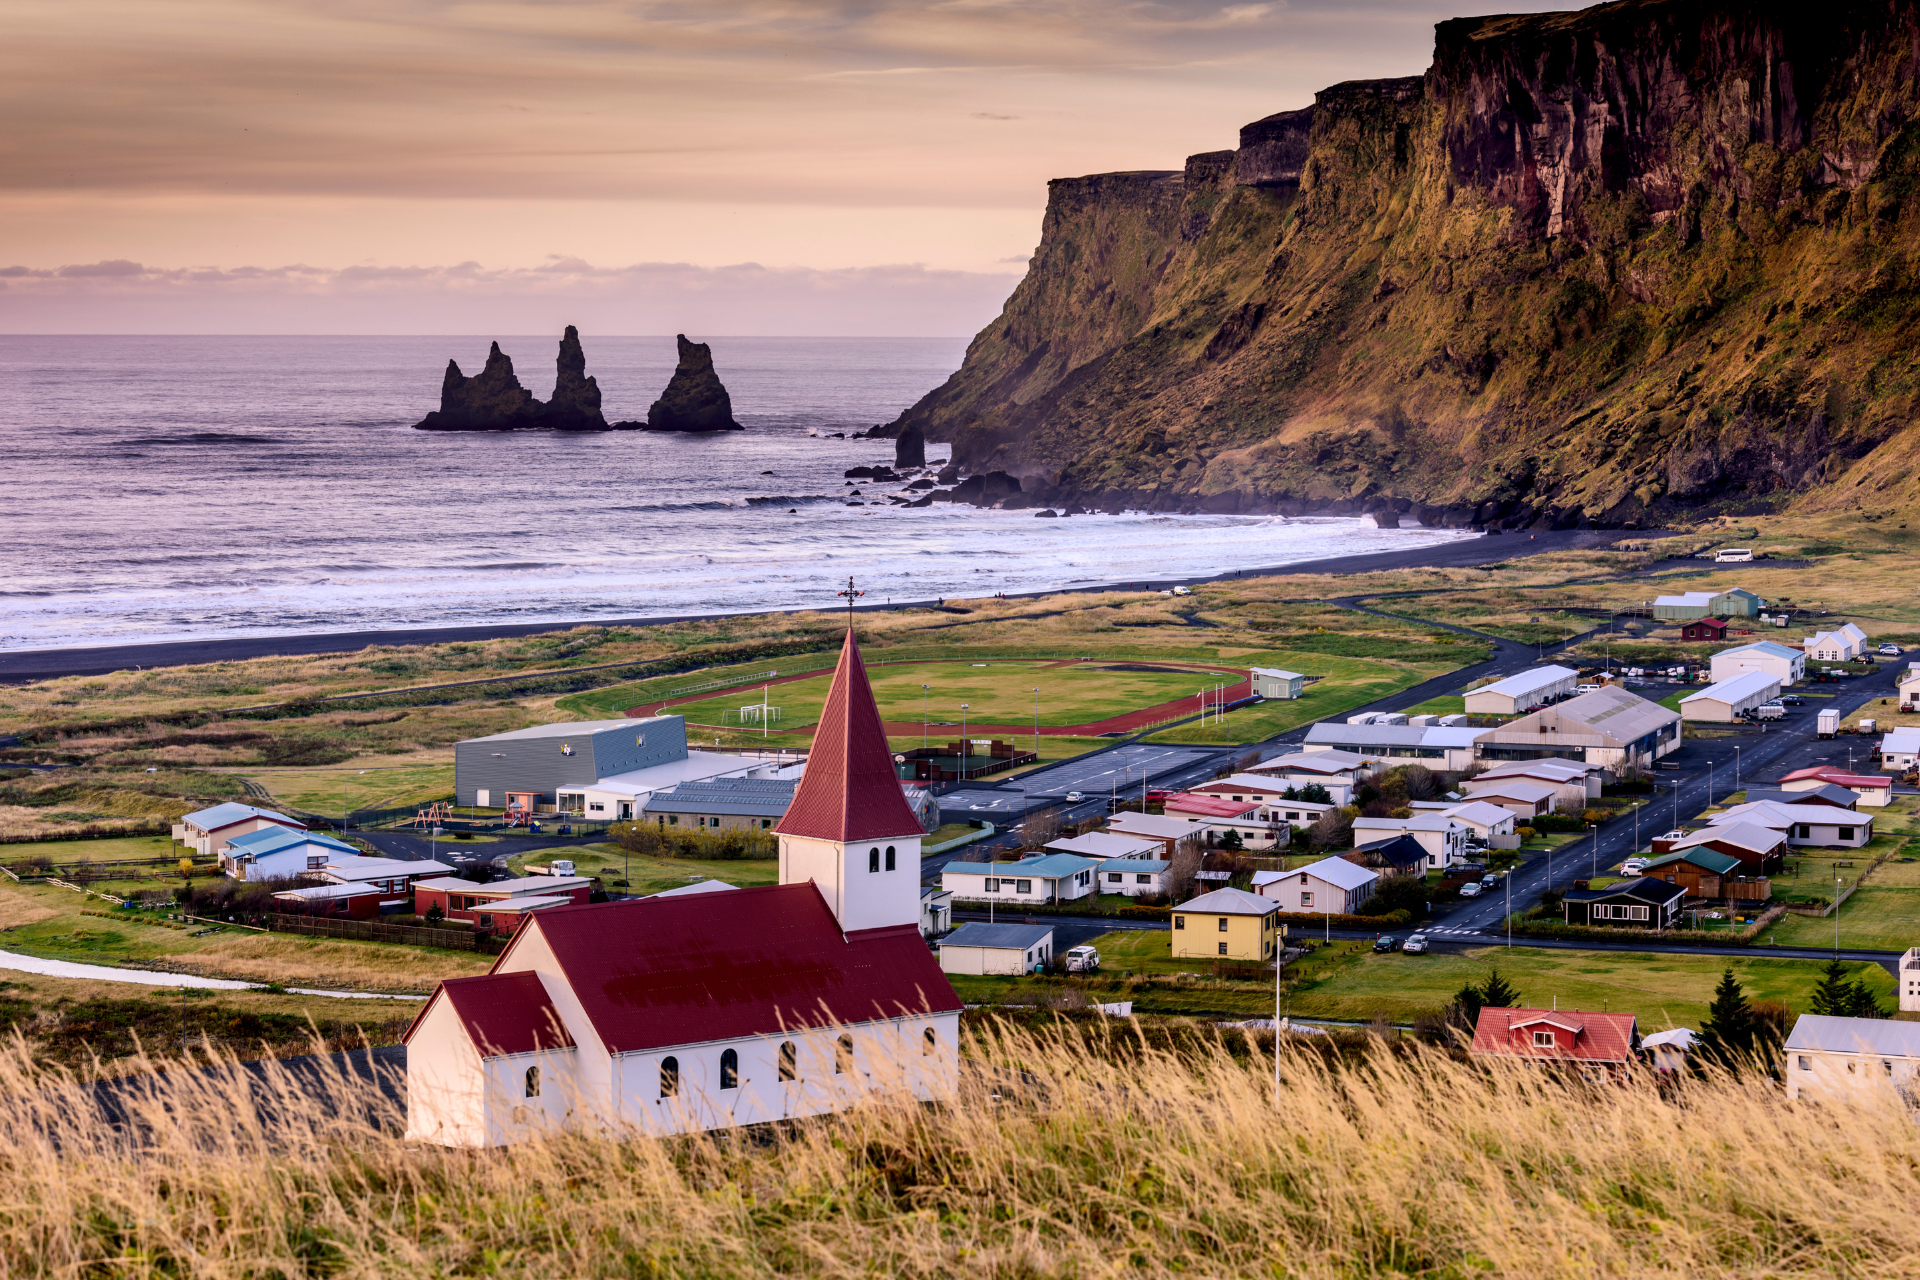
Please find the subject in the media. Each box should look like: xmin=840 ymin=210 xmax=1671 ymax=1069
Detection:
xmin=662 ymin=659 xmax=1233 ymax=732
xmin=1147 ymin=651 xmax=1463 ymax=745
xmin=505 ymin=842 xmax=779 ymax=896
xmin=239 ymin=761 xmax=456 ymax=818
xmin=2 ymin=834 xmax=183 ymax=866
xmin=1766 ymin=886 xmax=1920 ymax=951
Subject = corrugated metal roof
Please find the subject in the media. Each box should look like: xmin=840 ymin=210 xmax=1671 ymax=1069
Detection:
xmin=941 ymin=922 xmax=1054 ymax=950
xmin=501 ymin=883 xmax=961 ymax=1054
xmin=1718 ymin=641 xmax=1801 ymax=660
xmin=1473 ymin=664 xmax=1578 ymax=698
xmin=1470 ymin=1006 xmax=1637 ymax=1064
xmin=1785 ymin=1014 xmax=1920 ymax=1057
xmin=1177 ymin=886 xmax=1279 ymax=915
xmin=1681 ymin=670 xmax=1780 ymax=705
xmin=463 ymin=718 xmax=662 ymax=742
xmin=1563 ymin=877 xmax=1685 ymax=906
xmin=1443 ymin=801 xmax=1517 ymax=827
xmin=1644 ymin=847 xmax=1742 ymax=874
xmin=224 ymin=824 xmax=355 ymax=857
xmin=1047 ymin=832 xmax=1162 ymax=860
xmin=422 ymin=971 xmax=575 ymax=1059
xmin=645 ymin=778 xmax=797 ymax=817
xmin=1353 ymin=834 xmax=1428 ymax=868
xmin=944 ymin=853 xmax=1103 ymax=879
xmin=1251 ymin=749 xmax=1375 ymax=773
xmin=1304 ymin=724 xmax=1483 ymax=749
xmin=1462 ymin=780 xmax=1554 ymax=802
xmin=183 ymin=802 xmax=300 ymax=832
xmin=1479 ymin=757 xmax=1596 ymax=781
xmin=774 ymin=630 xmax=926 ymax=842
xmin=1098 ymin=857 xmax=1170 ymax=874
xmin=1667 ymin=822 xmax=1786 ymax=856
xmin=1164 ymin=794 xmax=1259 ymax=818
xmin=1292 ymin=855 xmax=1378 ymax=891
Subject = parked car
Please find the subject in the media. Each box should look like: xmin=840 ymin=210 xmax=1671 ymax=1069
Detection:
xmin=1402 ymin=934 xmax=1430 ymax=955
xmin=1171 ymin=585 xmax=1192 ymax=596
xmin=1880 ymin=643 xmax=1904 ymax=656
xmin=1781 ymin=694 xmax=1806 ymax=706
xmin=1621 ymin=858 xmax=1649 ymax=875
xmin=1373 ymin=935 xmax=1401 ymax=953
xmin=1459 ymin=882 xmax=1484 ymax=898
xmin=1480 ymin=873 xmax=1500 ymax=888
xmin=1063 ymin=945 xmax=1101 ymax=973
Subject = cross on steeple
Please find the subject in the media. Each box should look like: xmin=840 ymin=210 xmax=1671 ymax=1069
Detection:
xmin=837 ymin=575 xmax=865 ymax=627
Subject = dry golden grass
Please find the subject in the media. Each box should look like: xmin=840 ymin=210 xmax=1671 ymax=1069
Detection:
xmin=0 ymin=895 xmax=56 ymax=930
xmin=155 ymin=934 xmax=490 ymax=994
xmin=2 ymin=1020 xmax=1917 ymax=1277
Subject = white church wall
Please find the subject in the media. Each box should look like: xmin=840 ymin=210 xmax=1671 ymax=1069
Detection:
xmin=404 ymin=996 xmax=488 ymax=1146
xmin=779 ymin=832 xmax=923 ymax=933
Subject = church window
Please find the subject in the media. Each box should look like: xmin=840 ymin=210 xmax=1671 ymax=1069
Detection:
xmin=836 ymin=1034 xmax=854 ymax=1074
xmin=778 ymin=1041 xmax=797 ymax=1081
xmin=660 ymin=1056 xmax=680 ymax=1098
xmin=869 ymin=847 xmax=880 ymax=873
xmin=720 ymin=1047 xmax=739 ymax=1090
xmin=885 ymin=846 xmax=896 ymax=870
xmin=524 ymin=1066 xmax=540 ymax=1098
xmin=923 ymin=1027 xmax=937 ymax=1055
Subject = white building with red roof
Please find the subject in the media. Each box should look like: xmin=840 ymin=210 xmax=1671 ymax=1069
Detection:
xmin=404 ymin=628 xmax=962 ymax=1147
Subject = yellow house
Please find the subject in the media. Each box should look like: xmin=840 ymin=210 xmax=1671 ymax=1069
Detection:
xmin=1171 ymin=887 xmax=1281 ymax=961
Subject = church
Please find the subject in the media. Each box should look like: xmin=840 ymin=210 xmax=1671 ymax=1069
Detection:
xmin=404 ymin=627 xmax=963 ymax=1146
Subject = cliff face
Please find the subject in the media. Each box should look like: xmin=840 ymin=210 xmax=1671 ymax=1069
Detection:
xmin=892 ymin=0 xmax=1920 ymax=526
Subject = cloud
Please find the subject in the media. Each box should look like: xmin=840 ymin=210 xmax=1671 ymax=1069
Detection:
xmin=972 ymin=111 xmax=1020 ymax=120
xmin=0 ymin=255 xmax=1024 ymax=336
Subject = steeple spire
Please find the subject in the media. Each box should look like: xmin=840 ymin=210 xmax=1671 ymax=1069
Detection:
xmin=774 ymin=627 xmax=922 ymax=842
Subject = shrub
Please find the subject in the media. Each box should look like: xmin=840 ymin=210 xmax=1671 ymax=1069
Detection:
xmin=607 ymin=822 xmax=777 ymax=860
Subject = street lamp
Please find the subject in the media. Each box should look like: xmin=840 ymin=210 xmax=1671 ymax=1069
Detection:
xmin=960 ymin=704 xmax=970 ymax=777
xmin=1588 ymin=822 xmax=1599 ymax=880
xmin=1733 ymin=745 xmax=1741 ymax=795
xmin=921 ymin=684 xmax=931 ymax=751
xmin=1032 ymin=686 xmax=1040 ymax=760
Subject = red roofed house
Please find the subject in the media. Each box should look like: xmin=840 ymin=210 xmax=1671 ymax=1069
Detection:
xmin=1470 ymin=1006 xmax=1641 ymax=1080
xmin=404 ymin=628 xmax=962 ymax=1146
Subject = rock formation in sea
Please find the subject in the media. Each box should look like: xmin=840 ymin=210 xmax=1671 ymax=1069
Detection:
xmin=414 ymin=327 xmax=613 ymax=431
xmin=637 ymin=335 xmax=745 ymax=432
xmin=894 ymin=422 xmax=926 ymax=468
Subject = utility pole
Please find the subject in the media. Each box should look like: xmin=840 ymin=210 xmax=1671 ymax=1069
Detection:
xmin=960 ymin=704 xmax=969 ymax=777
xmin=922 ymin=684 xmax=930 ymax=751
xmin=1032 ymin=686 xmax=1040 ymax=759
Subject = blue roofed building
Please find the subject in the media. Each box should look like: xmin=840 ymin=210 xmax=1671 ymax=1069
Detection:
xmin=939 ymin=852 xmax=1104 ymax=905
xmin=220 ymin=824 xmax=359 ymax=881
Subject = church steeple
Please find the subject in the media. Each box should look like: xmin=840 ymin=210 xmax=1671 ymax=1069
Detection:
xmin=775 ymin=626 xmax=923 ymax=931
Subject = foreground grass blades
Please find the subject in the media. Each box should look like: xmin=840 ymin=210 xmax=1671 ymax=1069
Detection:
xmin=2 ymin=1020 xmax=1917 ymax=1277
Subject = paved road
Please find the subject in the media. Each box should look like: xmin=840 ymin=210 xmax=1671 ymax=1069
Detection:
xmin=0 ymin=529 xmax=1626 ymax=681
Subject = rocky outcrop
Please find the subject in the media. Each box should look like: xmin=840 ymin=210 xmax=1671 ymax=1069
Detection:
xmin=415 ymin=327 xmax=614 ymax=431
xmin=638 ymin=335 xmax=744 ymax=432
xmin=894 ymin=422 xmax=926 ymax=468
xmin=887 ymin=0 xmax=1920 ymax=525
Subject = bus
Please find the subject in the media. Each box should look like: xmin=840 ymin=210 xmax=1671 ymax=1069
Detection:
xmin=1714 ymin=547 xmax=1754 ymax=562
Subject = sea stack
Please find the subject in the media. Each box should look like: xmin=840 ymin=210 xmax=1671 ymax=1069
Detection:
xmin=894 ymin=422 xmax=926 ymax=469
xmin=413 ymin=327 xmax=612 ymax=431
xmin=641 ymin=335 xmax=745 ymax=432
xmin=414 ymin=342 xmax=539 ymax=430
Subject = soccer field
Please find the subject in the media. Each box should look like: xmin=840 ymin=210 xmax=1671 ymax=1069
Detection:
xmin=667 ymin=659 xmax=1236 ymax=731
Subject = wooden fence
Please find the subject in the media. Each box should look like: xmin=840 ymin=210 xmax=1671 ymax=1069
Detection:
xmin=268 ymin=913 xmax=505 ymax=953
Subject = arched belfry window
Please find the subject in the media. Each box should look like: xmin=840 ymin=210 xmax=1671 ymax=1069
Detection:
xmin=835 ymin=1034 xmax=854 ymax=1074
xmin=885 ymin=846 xmax=896 ymax=871
xmin=923 ymin=1026 xmax=936 ymax=1056
xmin=524 ymin=1065 xmax=541 ymax=1097
xmin=720 ymin=1047 xmax=739 ymax=1090
xmin=660 ymin=1056 xmax=680 ymax=1099
xmin=869 ymin=847 xmax=880 ymax=872
xmin=778 ymin=1041 xmax=797 ymax=1082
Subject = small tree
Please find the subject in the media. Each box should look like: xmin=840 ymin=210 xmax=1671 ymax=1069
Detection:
xmin=1447 ymin=981 xmax=1486 ymax=1031
xmin=1217 ymin=827 xmax=1245 ymax=852
xmin=178 ymin=857 xmax=195 ymax=881
xmin=1478 ymin=968 xmax=1520 ymax=1009
xmin=1297 ymin=783 xmax=1332 ymax=805
xmin=1695 ymin=968 xmax=1760 ymax=1071
xmin=424 ymin=903 xmax=445 ymax=925
xmin=1807 ymin=958 xmax=1857 ymax=1016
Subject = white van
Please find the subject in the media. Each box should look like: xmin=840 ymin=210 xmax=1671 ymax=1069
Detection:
xmin=1714 ymin=548 xmax=1754 ymax=562
xmin=1064 ymin=945 xmax=1101 ymax=974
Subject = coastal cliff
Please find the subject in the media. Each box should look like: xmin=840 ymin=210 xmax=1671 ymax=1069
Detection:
xmin=890 ymin=0 xmax=1920 ymax=526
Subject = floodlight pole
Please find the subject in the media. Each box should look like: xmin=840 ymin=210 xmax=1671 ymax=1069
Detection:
xmin=922 ymin=684 xmax=930 ymax=751
xmin=961 ymin=704 xmax=969 ymax=777
xmin=1032 ymin=686 xmax=1040 ymax=759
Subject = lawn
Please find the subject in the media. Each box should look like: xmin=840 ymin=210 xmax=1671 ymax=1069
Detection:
xmin=3 ymin=834 xmax=183 ymax=867
xmin=1765 ymin=886 xmax=1920 ymax=951
xmin=0 ymin=879 xmax=488 ymax=993
xmin=1147 ymin=650 xmax=1466 ymax=746
xmin=238 ymin=759 xmax=456 ymax=818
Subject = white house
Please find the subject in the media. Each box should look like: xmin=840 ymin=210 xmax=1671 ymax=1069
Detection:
xmin=937 ymin=922 xmax=1054 ymax=976
xmin=1899 ymin=664 xmax=1920 ymax=712
xmin=1250 ymin=667 xmax=1305 ymax=699
xmin=1901 ymin=948 xmax=1920 ymax=1014
xmin=1251 ymin=855 xmax=1377 ymax=914
xmin=1096 ymin=857 xmax=1170 ymax=897
xmin=1680 ymin=670 xmax=1783 ymax=722
xmin=219 ymin=824 xmax=359 ymax=881
xmin=1350 ymin=814 xmax=1469 ymax=869
xmin=940 ymin=852 xmax=1103 ymax=904
xmin=1301 ymin=723 xmax=1483 ymax=770
xmin=1882 ymin=730 xmax=1920 ymax=772
xmin=1440 ymin=799 xmax=1521 ymax=849
xmin=1710 ymin=641 xmax=1805 ymax=687
xmin=1462 ymin=664 xmax=1579 ymax=716
xmin=1706 ymin=801 xmax=1872 ymax=848
xmin=919 ymin=888 xmax=952 ymax=939
xmin=403 ymin=627 xmax=960 ymax=1148
xmin=1471 ymin=758 xmax=1603 ymax=809
xmin=1784 ymin=1015 xmax=1920 ymax=1103
xmin=1244 ymin=750 xmax=1372 ymax=804
xmin=178 ymin=802 xmax=307 ymax=859
xmin=1641 ymin=1028 xmax=1697 ymax=1074
xmin=1803 ymin=626 xmax=1868 ymax=662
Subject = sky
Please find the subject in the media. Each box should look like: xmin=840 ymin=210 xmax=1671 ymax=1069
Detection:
xmin=0 ymin=0 xmax=1571 ymax=334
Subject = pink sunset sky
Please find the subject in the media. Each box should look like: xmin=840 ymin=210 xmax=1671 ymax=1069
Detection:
xmin=1 ymin=0 xmax=1566 ymax=334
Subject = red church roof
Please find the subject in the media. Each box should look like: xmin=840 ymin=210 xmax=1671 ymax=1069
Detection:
xmin=486 ymin=883 xmax=961 ymax=1054
xmin=410 ymin=970 xmax=575 ymax=1059
xmin=775 ymin=628 xmax=925 ymax=842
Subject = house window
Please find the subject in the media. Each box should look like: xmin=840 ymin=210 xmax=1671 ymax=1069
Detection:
xmin=1217 ymin=917 xmax=1229 ymax=932
xmin=761 ymin=819 xmax=772 ymax=828
xmin=985 ymin=878 xmax=999 ymax=892
xmin=923 ymin=1027 xmax=937 ymax=1056
xmin=1015 ymin=879 xmax=1032 ymax=894
xmin=1885 ymin=1060 xmax=1895 ymax=1076
xmin=720 ymin=1048 xmax=739 ymax=1090
xmin=835 ymin=1034 xmax=854 ymax=1075
xmin=1218 ymin=942 xmax=1228 ymax=956
xmin=886 ymin=846 xmax=897 ymax=871
xmin=1798 ymin=1055 xmax=1811 ymax=1072
xmin=1300 ymin=892 xmax=1313 ymax=908
xmin=1299 ymin=872 xmax=1309 ymax=884
xmin=1629 ymin=905 xmax=1649 ymax=921
xmin=1532 ymin=1031 xmax=1555 ymax=1048
xmin=869 ymin=847 xmax=880 ymax=873
xmin=1840 ymin=828 xmax=1856 ymax=841
xmin=1174 ymin=916 xmax=1185 ymax=930
xmin=1107 ymin=873 xmax=1122 ymax=883
xmin=1137 ymin=874 xmax=1151 ymax=884
xmin=1796 ymin=824 xmax=1810 ymax=839
xmin=668 ymin=815 xmax=679 ymax=826
xmin=524 ymin=1066 xmax=540 ymax=1098
xmin=778 ymin=1041 xmax=797 ymax=1082
xmin=710 ymin=817 xmax=722 ymax=828
xmin=660 ymin=1056 xmax=680 ymax=1098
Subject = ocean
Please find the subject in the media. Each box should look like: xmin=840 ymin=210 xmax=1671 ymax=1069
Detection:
xmin=0 ymin=335 xmax=1471 ymax=652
